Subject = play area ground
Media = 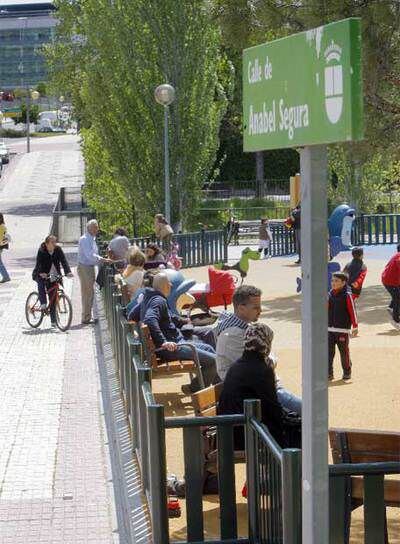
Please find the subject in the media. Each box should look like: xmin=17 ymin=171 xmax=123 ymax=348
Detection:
xmin=150 ymin=244 xmax=399 ymax=543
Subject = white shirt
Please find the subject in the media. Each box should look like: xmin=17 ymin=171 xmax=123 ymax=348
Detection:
xmin=78 ymin=232 xmax=100 ymax=266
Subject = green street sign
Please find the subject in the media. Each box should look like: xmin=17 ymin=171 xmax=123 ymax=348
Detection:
xmin=243 ymin=18 xmax=363 ymax=151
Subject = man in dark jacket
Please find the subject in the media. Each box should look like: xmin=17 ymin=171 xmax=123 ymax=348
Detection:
xmin=291 ymin=203 xmax=301 ymax=264
xmin=128 ymin=273 xmax=218 ymax=392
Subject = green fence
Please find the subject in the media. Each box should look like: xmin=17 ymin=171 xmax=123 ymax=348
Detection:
xmin=101 ymin=230 xmax=227 ymax=269
xmin=102 ymin=270 xmax=399 ymax=544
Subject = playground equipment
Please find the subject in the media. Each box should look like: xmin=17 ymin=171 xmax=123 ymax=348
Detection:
xmin=297 ymin=205 xmax=356 ymax=292
xmin=215 ymin=247 xmax=260 ymax=284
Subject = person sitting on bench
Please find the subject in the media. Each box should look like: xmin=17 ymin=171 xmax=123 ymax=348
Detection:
xmin=128 ymin=273 xmax=219 ymax=393
xmin=217 ymin=323 xmax=285 ymax=449
xmin=216 ymin=285 xmax=302 ymax=414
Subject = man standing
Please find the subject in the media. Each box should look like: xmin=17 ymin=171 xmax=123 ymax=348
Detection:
xmin=382 ymin=244 xmax=400 ymax=330
xmin=77 ymin=219 xmax=109 ymax=324
xmin=216 ymin=285 xmax=302 ymax=414
xmin=291 ymin=203 xmax=301 ymax=264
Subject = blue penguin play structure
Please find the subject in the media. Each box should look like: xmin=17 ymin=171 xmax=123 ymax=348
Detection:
xmin=296 ymin=204 xmax=356 ymax=292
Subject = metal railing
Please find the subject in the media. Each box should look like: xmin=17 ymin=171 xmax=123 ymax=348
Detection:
xmin=352 ymin=214 xmax=400 ymax=245
xmin=329 ymin=462 xmax=400 ymax=544
xmin=102 ymin=270 xmax=400 ymax=544
xmin=202 ymin=179 xmax=290 ymax=199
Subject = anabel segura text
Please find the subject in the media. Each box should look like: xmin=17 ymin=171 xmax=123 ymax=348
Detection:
xmin=247 ymin=57 xmax=309 ymax=141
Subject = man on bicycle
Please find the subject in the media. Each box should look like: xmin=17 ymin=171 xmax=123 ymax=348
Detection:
xmin=32 ymin=235 xmax=73 ymax=326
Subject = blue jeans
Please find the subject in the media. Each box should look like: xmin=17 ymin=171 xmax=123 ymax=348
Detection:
xmin=277 ymin=387 xmax=302 ymax=415
xmin=36 ymin=278 xmax=56 ymax=322
xmin=158 ymin=339 xmax=218 ymax=391
xmin=0 ymin=250 xmax=10 ymax=281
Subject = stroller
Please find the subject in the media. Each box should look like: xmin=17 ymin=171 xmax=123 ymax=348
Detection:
xmin=188 ymin=267 xmax=236 ymax=324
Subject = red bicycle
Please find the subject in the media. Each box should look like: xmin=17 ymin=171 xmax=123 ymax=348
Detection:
xmin=25 ymin=274 xmax=73 ymax=331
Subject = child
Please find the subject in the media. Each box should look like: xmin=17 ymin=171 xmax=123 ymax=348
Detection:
xmin=343 ymin=247 xmax=367 ymax=300
xmin=328 ymin=272 xmax=358 ymax=381
xmin=258 ymin=218 xmax=272 ymax=258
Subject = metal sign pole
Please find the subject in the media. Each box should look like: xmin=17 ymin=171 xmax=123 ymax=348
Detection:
xmin=300 ymin=145 xmax=329 ymax=543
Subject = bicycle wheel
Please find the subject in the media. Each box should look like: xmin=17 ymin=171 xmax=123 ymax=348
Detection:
xmin=25 ymin=291 xmax=44 ymax=328
xmin=55 ymin=292 xmax=73 ymax=332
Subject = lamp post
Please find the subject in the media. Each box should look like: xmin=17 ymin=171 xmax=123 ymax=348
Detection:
xmin=26 ymin=90 xmax=39 ymax=153
xmin=154 ymin=83 xmax=175 ymax=224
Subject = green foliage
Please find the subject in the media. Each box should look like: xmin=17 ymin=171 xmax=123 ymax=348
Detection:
xmin=215 ymin=0 xmax=400 ymax=210
xmin=13 ymin=104 xmax=40 ymax=125
xmin=46 ymin=0 xmax=231 ymax=231
xmin=190 ymin=197 xmax=290 ymax=230
xmin=35 ymin=82 xmax=47 ymax=96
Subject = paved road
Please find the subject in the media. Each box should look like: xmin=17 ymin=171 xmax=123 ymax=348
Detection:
xmin=0 ymin=137 xmax=120 ymax=543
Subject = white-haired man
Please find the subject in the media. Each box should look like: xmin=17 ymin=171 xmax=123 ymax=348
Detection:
xmin=77 ymin=219 xmax=110 ymax=324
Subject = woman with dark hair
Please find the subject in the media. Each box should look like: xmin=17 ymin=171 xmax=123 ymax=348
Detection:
xmin=144 ymin=243 xmax=166 ymax=270
xmin=32 ymin=235 xmax=73 ymax=325
xmin=217 ymin=322 xmax=285 ymax=449
xmin=0 ymin=213 xmax=11 ymax=283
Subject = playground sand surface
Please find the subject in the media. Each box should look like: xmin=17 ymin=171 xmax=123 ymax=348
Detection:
xmin=151 ymin=245 xmax=399 ymax=543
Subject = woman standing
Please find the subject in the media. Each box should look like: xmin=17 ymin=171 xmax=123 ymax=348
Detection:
xmin=32 ymin=235 xmax=73 ymax=325
xmin=154 ymin=214 xmax=173 ymax=245
xmin=0 ymin=213 xmax=11 ymax=283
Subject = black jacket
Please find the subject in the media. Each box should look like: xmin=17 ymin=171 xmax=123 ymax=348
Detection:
xmin=217 ymin=350 xmax=284 ymax=449
xmin=128 ymin=288 xmax=184 ymax=347
xmin=32 ymin=244 xmax=71 ymax=281
xmin=328 ymin=286 xmax=358 ymax=330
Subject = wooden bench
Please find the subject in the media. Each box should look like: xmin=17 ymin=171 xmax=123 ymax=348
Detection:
xmin=137 ymin=323 xmax=205 ymax=388
xmin=329 ymin=428 xmax=400 ymax=543
xmin=191 ymin=383 xmax=245 ymax=466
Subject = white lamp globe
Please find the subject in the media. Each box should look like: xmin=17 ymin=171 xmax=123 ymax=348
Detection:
xmin=31 ymin=90 xmax=40 ymax=100
xmin=154 ymin=84 xmax=175 ymax=106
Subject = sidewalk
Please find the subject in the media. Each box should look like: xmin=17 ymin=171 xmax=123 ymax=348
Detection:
xmin=0 ymin=141 xmax=124 ymax=543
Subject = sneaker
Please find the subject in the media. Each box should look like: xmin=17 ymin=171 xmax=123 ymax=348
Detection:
xmin=391 ymin=319 xmax=400 ymax=330
xmin=40 ymin=304 xmax=47 ymax=310
xmin=181 ymin=384 xmax=193 ymax=396
xmin=342 ymin=372 xmax=352 ymax=381
xmin=167 ymin=474 xmax=186 ymax=498
xmin=50 ymin=322 xmax=57 ymax=329
xmin=0 ymin=278 xmax=11 ymax=283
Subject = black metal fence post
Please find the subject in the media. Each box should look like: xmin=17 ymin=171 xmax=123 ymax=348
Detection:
xmin=148 ymin=403 xmax=169 ymax=544
xmin=282 ymin=448 xmax=302 ymax=544
xmin=245 ymin=399 xmax=261 ymax=543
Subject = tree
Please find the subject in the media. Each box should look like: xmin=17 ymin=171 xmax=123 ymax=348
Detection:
xmin=13 ymin=104 xmax=40 ymax=125
xmin=46 ymin=0 xmax=231 ymax=232
xmin=214 ymin=0 xmax=400 ymax=209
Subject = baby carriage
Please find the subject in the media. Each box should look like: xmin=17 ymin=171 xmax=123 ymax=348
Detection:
xmin=189 ymin=267 xmax=236 ymax=313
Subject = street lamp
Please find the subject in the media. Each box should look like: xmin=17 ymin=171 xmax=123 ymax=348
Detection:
xmin=26 ymin=90 xmax=39 ymax=153
xmin=154 ymin=83 xmax=175 ymax=224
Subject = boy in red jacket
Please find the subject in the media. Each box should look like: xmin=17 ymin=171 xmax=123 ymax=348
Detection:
xmin=343 ymin=247 xmax=367 ymax=300
xmin=382 ymin=244 xmax=400 ymax=330
xmin=328 ymin=272 xmax=358 ymax=381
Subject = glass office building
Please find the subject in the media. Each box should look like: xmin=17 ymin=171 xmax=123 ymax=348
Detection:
xmin=0 ymin=1 xmax=57 ymax=90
